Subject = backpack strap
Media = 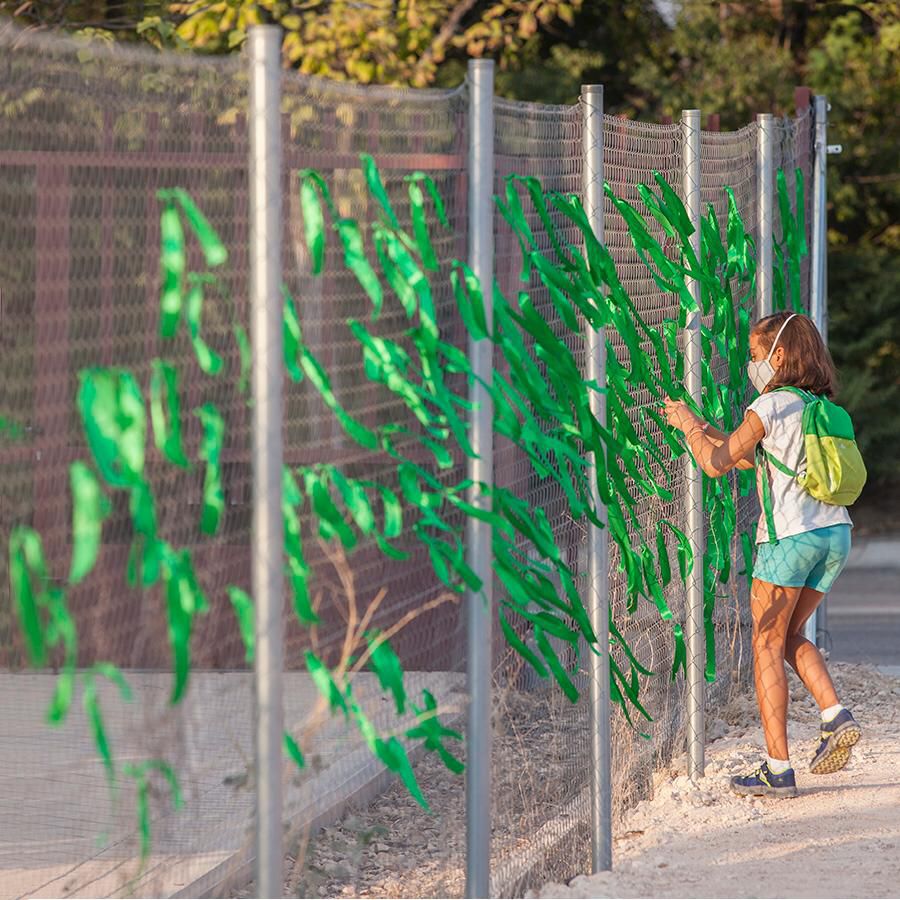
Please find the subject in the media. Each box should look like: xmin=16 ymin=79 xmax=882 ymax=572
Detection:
xmin=755 ymin=386 xmax=815 ymax=543
xmin=771 ymin=385 xmax=817 ymax=403
xmin=764 ymin=449 xmax=797 ymax=478
xmin=756 ymin=444 xmax=779 ymax=545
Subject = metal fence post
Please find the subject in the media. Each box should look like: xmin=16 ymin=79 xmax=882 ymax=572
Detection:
xmin=581 ymin=83 xmax=612 ymax=873
xmin=681 ymin=108 xmax=705 ymax=780
xmin=756 ymin=113 xmax=774 ymax=319
xmin=466 ymin=57 xmax=494 ymax=900
xmin=806 ymin=94 xmax=829 ymax=648
xmin=249 ymin=25 xmax=285 ymax=899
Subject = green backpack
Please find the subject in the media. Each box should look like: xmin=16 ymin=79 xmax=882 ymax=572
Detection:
xmin=756 ymin=386 xmax=867 ymax=543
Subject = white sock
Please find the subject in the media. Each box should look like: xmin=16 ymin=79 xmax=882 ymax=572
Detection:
xmin=821 ymin=703 xmax=844 ymax=722
xmin=766 ymin=755 xmax=791 ymax=775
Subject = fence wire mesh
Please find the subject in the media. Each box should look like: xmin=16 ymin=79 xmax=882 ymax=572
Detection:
xmin=0 ymin=24 xmax=813 ymax=900
xmin=774 ymin=107 xmax=814 ymax=316
xmin=599 ymin=114 xmax=692 ymax=842
xmin=489 ymin=97 xmax=589 ymax=895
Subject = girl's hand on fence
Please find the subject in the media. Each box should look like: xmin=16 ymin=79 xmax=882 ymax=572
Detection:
xmin=662 ymin=397 xmax=699 ymax=434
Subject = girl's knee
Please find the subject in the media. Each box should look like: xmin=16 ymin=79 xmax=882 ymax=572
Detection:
xmin=752 ymin=629 xmax=786 ymax=654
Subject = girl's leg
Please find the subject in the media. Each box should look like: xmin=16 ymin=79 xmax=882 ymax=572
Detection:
xmin=750 ymin=578 xmax=804 ymax=760
xmin=783 ymin=585 xmax=840 ymax=711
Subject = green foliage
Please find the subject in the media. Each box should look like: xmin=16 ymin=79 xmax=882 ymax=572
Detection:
xmin=155 ymin=0 xmax=581 ymax=86
xmin=828 ymin=244 xmax=900 ymax=486
xmin=622 ymin=0 xmax=899 ymax=488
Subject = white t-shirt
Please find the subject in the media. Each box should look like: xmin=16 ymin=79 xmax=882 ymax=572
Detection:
xmin=747 ymin=389 xmax=852 ymax=544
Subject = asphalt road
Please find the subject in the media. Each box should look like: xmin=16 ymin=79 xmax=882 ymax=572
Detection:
xmin=825 ymin=566 xmax=900 ymax=670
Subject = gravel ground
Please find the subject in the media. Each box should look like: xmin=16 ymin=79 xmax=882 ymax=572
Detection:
xmin=282 ymin=687 xmax=595 ymax=899
xmin=264 ymin=663 xmax=898 ymax=900
xmin=535 ymin=662 xmax=900 ymax=899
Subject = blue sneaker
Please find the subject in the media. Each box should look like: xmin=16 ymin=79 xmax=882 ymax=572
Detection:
xmin=730 ymin=762 xmax=798 ymax=798
xmin=810 ymin=708 xmax=862 ymax=774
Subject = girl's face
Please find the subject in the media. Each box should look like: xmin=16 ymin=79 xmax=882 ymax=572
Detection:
xmin=749 ymin=332 xmax=785 ymax=368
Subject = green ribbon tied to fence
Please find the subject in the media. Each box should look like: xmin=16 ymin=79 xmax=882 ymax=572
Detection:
xmin=7 ymin=153 xmax=810 ymax=852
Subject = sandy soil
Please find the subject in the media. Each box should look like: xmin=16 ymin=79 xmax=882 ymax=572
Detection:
xmin=535 ymin=662 xmax=900 ymax=899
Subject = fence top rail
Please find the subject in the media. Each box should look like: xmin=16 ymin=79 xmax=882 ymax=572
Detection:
xmin=494 ymin=95 xmax=580 ymax=116
xmin=0 ymin=21 xmax=466 ymax=104
xmin=0 ymin=148 xmax=466 ymax=171
xmin=1 ymin=22 xmax=810 ymax=142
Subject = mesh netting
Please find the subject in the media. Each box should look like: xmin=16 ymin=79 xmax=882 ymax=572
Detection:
xmin=0 ymin=25 xmax=813 ymax=900
xmin=0 ymin=27 xmax=470 ymax=899
xmin=698 ymin=121 xmax=758 ymax=725
xmin=489 ymin=97 xmax=588 ymax=894
xmin=601 ymin=114 xmax=692 ymax=851
xmin=773 ymin=107 xmax=814 ymax=315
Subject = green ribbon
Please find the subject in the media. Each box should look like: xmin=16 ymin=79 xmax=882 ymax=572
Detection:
xmin=283 ymin=732 xmax=305 ymax=769
xmin=195 ymin=403 xmax=225 ymax=536
xmin=185 ymin=276 xmax=224 ymax=375
xmin=150 ymin=360 xmax=189 ymax=468
xmin=123 ymin=760 xmax=182 ymax=861
xmin=283 ymin=468 xmax=316 ymax=625
xmin=297 ymin=169 xmax=333 ymax=274
xmin=405 ymin=171 xmax=449 ymax=272
xmin=160 ymin=543 xmax=208 ymax=704
xmin=78 ymin=368 xmax=146 ymax=488
xmin=0 ymin=416 xmax=25 ymax=441
xmin=366 ymin=630 xmax=407 ymax=714
xmin=227 ymin=586 xmax=254 ymax=664
xmin=6 ymin=158 xmax=811 ymax=837
xmin=69 ymin=461 xmax=111 ymax=584
xmin=166 ymin=188 xmax=228 ymax=268
xmin=234 ymin=324 xmax=251 ymax=396
xmin=405 ymin=689 xmax=464 ymax=774
xmin=159 ymin=200 xmax=185 ymax=339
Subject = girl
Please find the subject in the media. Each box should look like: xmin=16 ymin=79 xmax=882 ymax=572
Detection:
xmin=662 ymin=311 xmax=861 ymax=798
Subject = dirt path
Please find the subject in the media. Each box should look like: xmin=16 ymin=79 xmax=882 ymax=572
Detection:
xmin=536 ymin=663 xmax=900 ymax=899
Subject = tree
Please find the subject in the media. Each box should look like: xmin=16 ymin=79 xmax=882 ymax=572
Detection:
xmin=0 ymin=1 xmax=158 ymax=35
xmin=160 ymin=0 xmax=583 ymax=87
xmin=629 ymin=0 xmax=900 ymax=487
xmin=437 ymin=0 xmax=670 ymax=110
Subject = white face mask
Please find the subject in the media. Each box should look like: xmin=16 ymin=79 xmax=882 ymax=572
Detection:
xmin=748 ymin=314 xmax=797 ymax=394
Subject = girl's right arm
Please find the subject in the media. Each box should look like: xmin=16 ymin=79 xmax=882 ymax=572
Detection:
xmin=702 ymin=424 xmax=755 ymax=470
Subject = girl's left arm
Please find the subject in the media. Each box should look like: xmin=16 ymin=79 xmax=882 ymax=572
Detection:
xmin=662 ymin=399 xmax=765 ymax=478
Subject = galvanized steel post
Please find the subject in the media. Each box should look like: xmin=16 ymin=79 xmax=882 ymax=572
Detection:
xmin=682 ymin=108 xmax=706 ymax=779
xmin=756 ymin=113 xmax=774 ymax=319
xmin=465 ymin=58 xmax=495 ymax=900
xmin=249 ymin=25 xmax=285 ymax=899
xmin=581 ymin=83 xmax=612 ymax=873
xmin=806 ymin=94 xmax=829 ymax=647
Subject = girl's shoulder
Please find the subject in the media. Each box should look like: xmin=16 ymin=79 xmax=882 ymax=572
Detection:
xmin=747 ymin=388 xmax=804 ymax=433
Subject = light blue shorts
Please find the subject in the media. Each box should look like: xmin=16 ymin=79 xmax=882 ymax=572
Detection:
xmin=753 ymin=524 xmax=852 ymax=593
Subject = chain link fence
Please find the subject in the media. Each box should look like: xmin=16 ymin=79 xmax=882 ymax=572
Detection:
xmin=0 ymin=24 xmax=813 ymax=900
